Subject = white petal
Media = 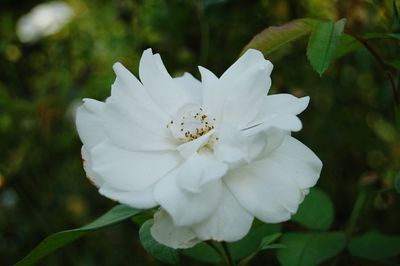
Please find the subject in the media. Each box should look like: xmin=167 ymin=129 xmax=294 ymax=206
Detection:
xmin=111 ymin=62 xmax=169 ymax=123
xmin=90 ymin=140 xmax=181 ymax=191
xmin=221 ymin=49 xmax=272 ymax=84
xmin=81 ymin=146 xmax=104 ymax=187
xmin=176 ymin=152 xmax=227 ymax=193
xmin=199 ymin=66 xmax=221 ymax=120
xmin=99 ymin=184 xmax=157 ymax=209
xmin=192 ymin=184 xmax=253 ymax=242
xmin=225 ymin=159 xmax=303 ymax=223
xmin=245 ymin=94 xmax=310 ymax=134
xmin=265 ymin=136 xmax=322 ymax=189
xmin=104 ymin=63 xmax=177 ymax=151
xmin=177 ymin=129 xmax=215 ymax=158
xmin=75 ymin=99 xmax=106 ymax=150
xmin=225 ymin=135 xmax=322 ymax=223
xmin=243 ymin=114 xmax=302 ymax=135
xmin=174 ymin=72 xmax=202 ymax=104
xmin=259 ymin=94 xmax=309 ymax=116
xmin=151 ymin=209 xmax=200 ymax=249
xmin=139 ymin=49 xmax=193 ymax=115
xmin=103 ymin=101 xmax=176 ymax=151
xmin=220 ymin=57 xmax=273 ymax=127
xmin=214 ymin=124 xmax=249 ymax=165
xmin=154 ymin=168 xmax=223 ymax=226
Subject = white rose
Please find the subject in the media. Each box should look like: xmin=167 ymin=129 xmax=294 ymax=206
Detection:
xmin=76 ymin=48 xmax=322 ymax=249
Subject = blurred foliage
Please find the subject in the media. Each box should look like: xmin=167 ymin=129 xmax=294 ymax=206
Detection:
xmin=1 ymin=0 xmax=400 ymax=265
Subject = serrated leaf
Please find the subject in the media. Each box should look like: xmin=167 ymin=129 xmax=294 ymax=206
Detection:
xmin=139 ymin=219 xmax=179 ymax=265
xmin=15 ymin=205 xmax=141 ymax=266
xmin=277 ymin=232 xmax=347 ymax=266
xmin=291 ymin=188 xmax=334 ymax=230
xmin=241 ymin=18 xmax=319 ymax=56
xmin=348 ymin=231 xmax=400 ymax=260
xmin=307 ymin=19 xmax=346 ymax=75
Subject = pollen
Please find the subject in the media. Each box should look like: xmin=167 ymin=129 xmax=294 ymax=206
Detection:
xmin=168 ymin=106 xmax=217 ymax=143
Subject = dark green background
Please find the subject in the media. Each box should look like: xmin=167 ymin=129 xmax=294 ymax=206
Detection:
xmin=1 ymin=0 xmax=399 ymax=265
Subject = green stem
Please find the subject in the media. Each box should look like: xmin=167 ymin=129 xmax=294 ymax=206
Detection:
xmin=206 ymin=241 xmax=230 ymax=265
xmin=344 ymin=29 xmax=400 ymax=105
xmin=345 ymin=188 xmax=368 ymax=236
xmin=222 ymin=242 xmax=235 ymax=266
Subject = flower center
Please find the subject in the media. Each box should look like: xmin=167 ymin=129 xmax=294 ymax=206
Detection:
xmin=168 ymin=105 xmax=217 ymax=143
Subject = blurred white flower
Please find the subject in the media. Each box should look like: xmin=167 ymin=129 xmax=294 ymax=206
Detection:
xmin=76 ymin=48 xmax=322 ymax=248
xmin=16 ymin=1 xmax=74 ymax=43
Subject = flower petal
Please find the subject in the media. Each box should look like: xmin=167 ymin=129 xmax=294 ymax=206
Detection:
xmin=104 ymin=63 xmax=177 ymax=151
xmin=199 ymin=66 xmax=220 ymax=120
xmin=264 ymin=135 xmax=322 ymax=189
xmin=90 ymin=140 xmax=181 ymax=191
xmin=202 ymin=49 xmax=273 ymax=127
xmin=176 ymin=152 xmax=227 ymax=193
xmin=75 ymin=99 xmax=106 ymax=150
xmin=151 ymin=209 xmax=200 ymax=249
xmin=225 ymin=135 xmax=322 ymax=223
xmin=139 ymin=49 xmax=193 ymax=115
xmin=81 ymin=146 xmax=104 ymax=187
xmin=220 ymin=55 xmax=273 ymax=127
xmin=192 ymin=184 xmax=253 ymax=242
xmin=174 ymin=72 xmax=202 ymax=104
xmin=244 ymin=94 xmax=310 ymax=134
xmin=99 ymin=184 xmax=157 ymax=209
xmin=154 ymin=168 xmax=223 ymax=226
xmin=103 ymin=101 xmax=176 ymax=151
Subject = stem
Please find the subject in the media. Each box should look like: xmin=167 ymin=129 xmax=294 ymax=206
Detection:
xmin=206 ymin=241 xmax=230 ymax=265
xmin=345 ymin=188 xmax=368 ymax=236
xmin=344 ymin=29 xmax=400 ymax=105
xmin=222 ymin=242 xmax=235 ymax=266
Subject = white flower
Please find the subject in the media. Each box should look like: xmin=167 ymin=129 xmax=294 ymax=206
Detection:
xmin=76 ymin=48 xmax=322 ymax=249
xmin=16 ymin=1 xmax=74 ymax=43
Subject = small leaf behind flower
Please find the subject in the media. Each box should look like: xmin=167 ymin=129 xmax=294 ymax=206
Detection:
xmin=241 ymin=18 xmax=319 ymax=56
xmin=307 ymin=19 xmax=346 ymax=75
xmin=291 ymin=188 xmax=334 ymax=230
xmin=277 ymin=231 xmax=347 ymax=266
xmin=15 ymin=205 xmax=142 ymax=266
xmin=139 ymin=219 xmax=180 ymax=265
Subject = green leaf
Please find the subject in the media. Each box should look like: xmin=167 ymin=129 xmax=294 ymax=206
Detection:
xmin=238 ymin=232 xmax=283 ymax=266
xmin=260 ymin=233 xmax=282 ymax=249
xmin=139 ymin=219 xmax=179 ymax=265
xmin=307 ymin=19 xmax=346 ymax=75
xmin=334 ymin=33 xmax=361 ymax=59
xmin=229 ymin=223 xmax=281 ymax=260
xmin=291 ymin=188 xmax=334 ymax=230
xmin=277 ymin=232 xmax=347 ymax=266
xmin=348 ymin=231 xmax=400 ymax=260
xmin=241 ymin=18 xmax=319 ymax=56
xmin=182 ymin=223 xmax=281 ymax=263
xmin=16 ymin=205 xmax=141 ymax=266
xmin=181 ymin=242 xmax=222 ymax=263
